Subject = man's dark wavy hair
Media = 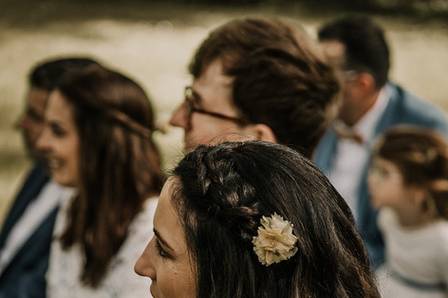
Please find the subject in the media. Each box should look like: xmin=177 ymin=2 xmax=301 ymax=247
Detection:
xmin=318 ymin=15 xmax=390 ymax=88
xmin=189 ymin=18 xmax=340 ymax=157
xmin=172 ymin=141 xmax=380 ymax=298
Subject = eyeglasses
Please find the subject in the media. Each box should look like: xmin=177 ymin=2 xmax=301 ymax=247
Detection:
xmin=183 ymin=86 xmax=249 ymax=128
xmin=342 ymin=70 xmax=359 ymax=82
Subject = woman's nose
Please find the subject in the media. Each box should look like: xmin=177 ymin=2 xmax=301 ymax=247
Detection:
xmin=35 ymin=127 xmax=51 ymax=153
xmin=134 ymin=240 xmax=156 ymax=280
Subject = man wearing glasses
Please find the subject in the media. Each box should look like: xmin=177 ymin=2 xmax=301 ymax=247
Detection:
xmin=169 ymin=17 xmax=340 ymax=159
xmin=314 ymin=16 xmax=448 ymax=268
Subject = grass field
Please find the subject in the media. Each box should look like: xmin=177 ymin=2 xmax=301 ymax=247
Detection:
xmin=1 ymin=1 xmax=447 ymax=221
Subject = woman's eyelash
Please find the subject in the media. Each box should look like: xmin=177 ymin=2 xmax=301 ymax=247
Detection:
xmin=155 ymin=239 xmax=170 ymax=258
xmin=50 ymin=123 xmax=67 ymax=137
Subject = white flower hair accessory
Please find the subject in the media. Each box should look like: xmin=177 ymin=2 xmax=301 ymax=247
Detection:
xmin=252 ymin=212 xmax=298 ymax=266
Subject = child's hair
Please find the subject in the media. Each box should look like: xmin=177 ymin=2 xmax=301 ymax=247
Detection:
xmin=373 ymin=126 xmax=448 ymax=219
xmin=172 ymin=141 xmax=379 ymax=298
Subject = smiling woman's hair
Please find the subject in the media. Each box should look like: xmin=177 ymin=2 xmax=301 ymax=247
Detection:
xmin=56 ymin=65 xmax=165 ymax=287
xmin=172 ymin=141 xmax=379 ymax=298
xmin=30 ymin=57 xmax=99 ymax=91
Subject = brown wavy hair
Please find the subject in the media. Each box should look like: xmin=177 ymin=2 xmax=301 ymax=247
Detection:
xmin=373 ymin=126 xmax=448 ymax=219
xmin=57 ymin=65 xmax=165 ymax=287
xmin=189 ymin=18 xmax=340 ymax=157
xmin=172 ymin=141 xmax=379 ymax=297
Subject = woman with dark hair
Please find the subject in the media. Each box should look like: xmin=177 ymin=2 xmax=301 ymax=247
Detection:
xmin=37 ymin=65 xmax=165 ymax=297
xmin=135 ymin=141 xmax=380 ymax=298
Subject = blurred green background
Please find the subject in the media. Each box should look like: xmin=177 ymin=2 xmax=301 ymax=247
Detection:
xmin=1 ymin=0 xmax=448 ymax=221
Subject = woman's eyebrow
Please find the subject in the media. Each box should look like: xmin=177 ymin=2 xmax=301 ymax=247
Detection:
xmin=154 ymin=229 xmax=175 ymax=252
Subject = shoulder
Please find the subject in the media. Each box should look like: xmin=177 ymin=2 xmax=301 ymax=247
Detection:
xmin=313 ymin=128 xmax=338 ymax=170
xmin=10 ymin=164 xmax=49 ymax=206
xmin=435 ymin=221 xmax=448 ymax=255
xmin=388 ymin=83 xmax=448 ymax=133
xmin=431 ymin=221 xmax=448 ymax=278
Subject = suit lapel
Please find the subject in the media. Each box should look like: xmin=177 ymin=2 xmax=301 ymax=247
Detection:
xmin=0 ymin=164 xmax=49 ymax=249
xmin=357 ymin=84 xmax=402 ymax=228
xmin=372 ymin=83 xmax=403 ymax=139
xmin=0 ymin=206 xmax=59 ymax=281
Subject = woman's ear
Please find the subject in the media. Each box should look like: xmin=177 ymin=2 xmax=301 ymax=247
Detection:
xmin=245 ymin=123 xmax=277 ymax=144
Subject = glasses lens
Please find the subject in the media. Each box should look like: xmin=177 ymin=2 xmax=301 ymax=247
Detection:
xmin=184 ymin=87 xmax=195 ymax=128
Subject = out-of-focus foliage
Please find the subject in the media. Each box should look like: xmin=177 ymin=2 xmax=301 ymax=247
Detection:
xmin=307 ymin=0 xmax=448 ymax=13
xmin=147 ymin=0 xmax=448 ymax=16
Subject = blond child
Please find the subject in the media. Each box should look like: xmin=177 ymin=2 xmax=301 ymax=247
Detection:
xmin=368 ymin=126 xmax=448 ymax=298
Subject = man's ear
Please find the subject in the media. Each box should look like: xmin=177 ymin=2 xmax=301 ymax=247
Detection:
xmin=246 ymin=123 xmax=278 ymax=144
xmin=357 ymin=72 xmax=376 ymax=92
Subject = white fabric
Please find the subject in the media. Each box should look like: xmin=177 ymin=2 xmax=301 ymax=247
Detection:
xmin=47 ymin=196 xmax=157 ymax=298
xmin=328 ymin=86 xmax=390 ymax=215
xmin=376 ymin=208 xmax=448 ymax=298
xmin=0 ymin=181 xmax=74 ymax=275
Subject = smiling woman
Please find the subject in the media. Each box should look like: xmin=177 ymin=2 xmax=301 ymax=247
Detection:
xmin=37 ymin=65 xmax=166 ymax=297
xmin=37 ymin=91 xmax=80 ymax=186
xmin=135 ymin=141 xmax=380 ymax=298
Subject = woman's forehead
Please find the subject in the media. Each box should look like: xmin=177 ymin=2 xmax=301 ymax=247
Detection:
xmin=154 ymin=178 xmax=187 ymax=251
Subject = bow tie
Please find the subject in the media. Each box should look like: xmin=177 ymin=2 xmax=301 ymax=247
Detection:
xmin=333 ymin=122 xmax=364 ymax=144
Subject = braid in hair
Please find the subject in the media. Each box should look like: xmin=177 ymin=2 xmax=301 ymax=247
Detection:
xmin=171 ymin=141 xmax=379 ymax=298
xmin=174 ymin=143 xmax=261 ymax=243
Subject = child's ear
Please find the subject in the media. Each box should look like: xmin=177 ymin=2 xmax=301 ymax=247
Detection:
xmin=411 ymin=187 xmax=428 ymax=206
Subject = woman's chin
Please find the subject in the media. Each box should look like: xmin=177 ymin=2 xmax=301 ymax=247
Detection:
xmin=53 ymin=175 xmax=77 ymax=188
xmin=370 ymin=198 xmax=383 ymax=210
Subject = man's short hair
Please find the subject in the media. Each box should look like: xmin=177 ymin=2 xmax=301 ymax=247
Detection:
xmin=318 ymin=15 xmax=390 ymax=88
xmin=29 ymin=57 xmax=99 ymax=91
xmin=189 ymin=18 xmax=340 ymax=157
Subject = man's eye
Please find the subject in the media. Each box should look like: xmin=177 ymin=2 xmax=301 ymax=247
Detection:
xmin=26 ymin=109 xmax=44 ymax=122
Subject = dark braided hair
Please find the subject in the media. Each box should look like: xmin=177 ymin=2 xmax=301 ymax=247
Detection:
xmin=172 ymin=141 xmax=380 ymax=298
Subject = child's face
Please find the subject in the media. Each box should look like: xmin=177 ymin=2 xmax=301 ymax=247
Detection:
xmin=368 ymin=157 xmax=412 ymax=209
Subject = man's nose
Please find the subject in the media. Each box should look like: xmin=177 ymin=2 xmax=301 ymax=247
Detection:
xmin=169 ymin=103 xmax=188 ymax=129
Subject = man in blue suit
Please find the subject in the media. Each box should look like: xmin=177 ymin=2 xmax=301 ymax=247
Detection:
xmin=314 ymin=16 xmax=448 ymax=269
xmin=0 ymin=57 xmax=98 ymax=298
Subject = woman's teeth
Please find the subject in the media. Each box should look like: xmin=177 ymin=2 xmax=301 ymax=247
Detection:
xmin=48 ymin=158 xmax=63 ymax=170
